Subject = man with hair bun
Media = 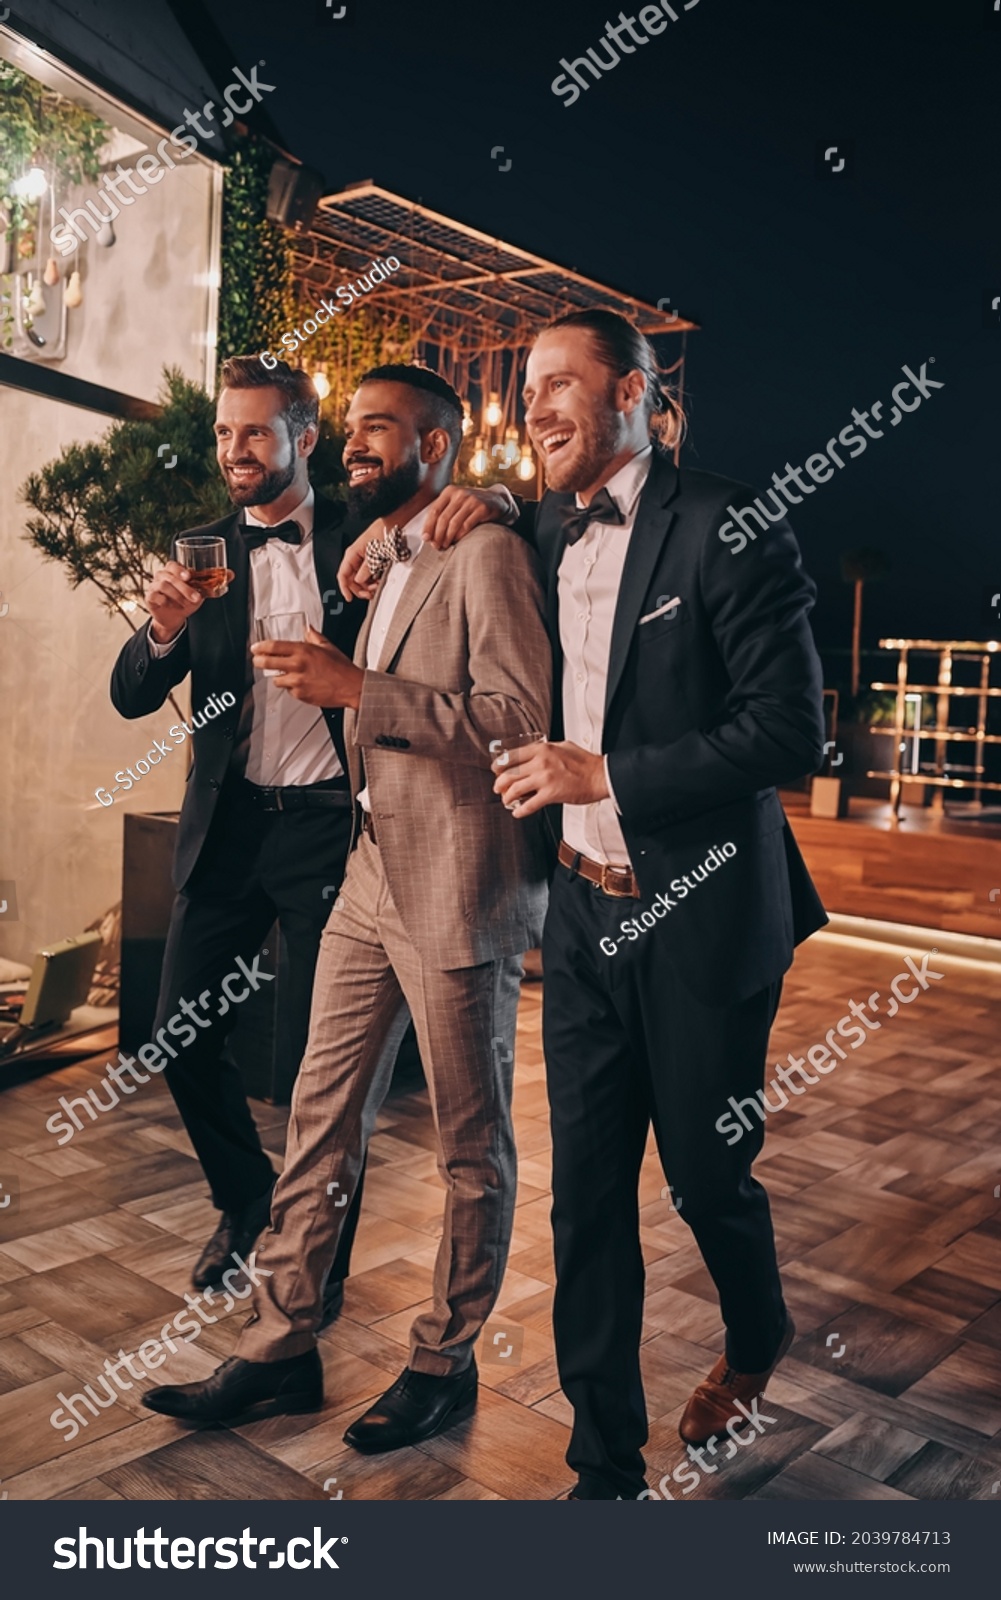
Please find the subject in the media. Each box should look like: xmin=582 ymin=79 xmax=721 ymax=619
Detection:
xmin=498 ymin=309 xmax=827 ymax=1500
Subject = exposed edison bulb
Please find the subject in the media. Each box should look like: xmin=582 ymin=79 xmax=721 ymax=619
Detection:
xmin=502 ymin=426 xmax=520 ymax=469
xmin=12 ymin=167 xmax=47 ymax=200
xmin=312 ymin=368 xmax=331 ymax=400
xmin=461 ymin=399 xmax=473 ymax=436
xmin=484 ymin=391 xmax=502 ymax=428
xmin=517 ymin=443 xmax=535 ymax=481
xmin=470 ymin=435 xmax=489 ymax=478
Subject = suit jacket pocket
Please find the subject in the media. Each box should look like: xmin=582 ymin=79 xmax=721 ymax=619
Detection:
xmin=637 ymin=603 xmax=691 ymax=644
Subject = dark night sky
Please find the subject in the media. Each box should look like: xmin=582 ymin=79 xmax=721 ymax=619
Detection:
xmin=204 ymin=0 xmax=999 ymax=659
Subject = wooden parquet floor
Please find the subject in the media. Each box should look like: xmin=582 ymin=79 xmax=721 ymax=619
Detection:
xmin=1 ymin=934 xmax=1000 ymax=1502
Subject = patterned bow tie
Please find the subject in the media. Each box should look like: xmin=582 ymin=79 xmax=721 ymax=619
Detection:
xmin=365 ymin=524 xmax=413 ymax=581
xmin=242 ymin=519 xmax=303 ymax=552
xmin=560 ymin=485 xmax=626 ymax=546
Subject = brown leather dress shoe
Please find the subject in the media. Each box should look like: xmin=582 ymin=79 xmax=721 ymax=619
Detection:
xmin=679 ymin=1317 xmax=795 ymax=1446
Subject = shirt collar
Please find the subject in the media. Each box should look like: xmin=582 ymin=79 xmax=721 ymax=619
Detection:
xmin=574 ymin=446 xmax=653 ymax=522
xmin=244 ymin=485 xmax=314 ymax=541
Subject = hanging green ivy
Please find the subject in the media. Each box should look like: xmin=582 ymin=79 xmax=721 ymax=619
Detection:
xmin=0 ymin=61 xmax=107 ymax=209
xmin=1 ymin=61 xmax=107 ymax=350
xmin=217 ymin=136 xmax=294 ymax=363
xmin=217 ymin=132 xmax=418 ymax=417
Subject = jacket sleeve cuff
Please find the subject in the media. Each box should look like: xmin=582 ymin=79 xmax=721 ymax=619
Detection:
xmin=485 ymin=484 xmax=519 ymax=525
xmin=147 ymin=619 xmax=186 ymax=659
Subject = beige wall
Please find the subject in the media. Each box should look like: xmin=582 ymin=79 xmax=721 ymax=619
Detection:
xmin=0 ymin=387 xmax=195 ymax=963
xmin=31 ymin=141 xmax=219 ymax=396
xmin=0 ymin=145 xmax=219 ymax=961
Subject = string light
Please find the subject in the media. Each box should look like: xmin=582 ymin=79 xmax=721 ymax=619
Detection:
xmin=517 ymin=443 xmax=535 ymax=481
xmin=470 ymin=435 xmax=489 ymax=477
xmin=311 ymin=364 xmax=330 ymax=400
xmin=484 ymin=391 xmax=502 ymax=428
xmin=502 ymin=425 xmax=520 ymax=469
xmin=12 ymin=167 xmax=47 ymax=199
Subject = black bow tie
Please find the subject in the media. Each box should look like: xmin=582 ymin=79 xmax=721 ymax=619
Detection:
xmin=560 ymin=486 xmax=625 ymax=545
xmin=242 ymin=519 xmax=303 ymax=552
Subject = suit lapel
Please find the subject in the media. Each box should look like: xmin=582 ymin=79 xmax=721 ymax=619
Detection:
xmin=344 ymin=544 xmax=448 ymax=803
xmin=352 ymin=572 xmax=382 ymax=667
xmin=310 ymin=500 xmax=348 ymax=642
xmin=603 ymin=454 xmax=680 ymax=719
xmin=220 ymin=510 xmax=250 ymax=671
xmin=373 ymin=543 xmax=450 ymax=673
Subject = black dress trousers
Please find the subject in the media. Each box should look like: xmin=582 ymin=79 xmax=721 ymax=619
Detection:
xmin=542 ymin=862 xmax=787 ymax=1500
xmin=152 ymin=777 xmax=363 ymax=1280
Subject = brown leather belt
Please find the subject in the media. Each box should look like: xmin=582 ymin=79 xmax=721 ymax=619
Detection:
xmin=360 ymin=810 xmax=377 ymax=845
xmin=557 ymin=840 xmax=640 ymax=899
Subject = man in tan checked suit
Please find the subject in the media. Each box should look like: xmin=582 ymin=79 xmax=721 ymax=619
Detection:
xmin=144 ymin=364 xmax=552 ymax=1452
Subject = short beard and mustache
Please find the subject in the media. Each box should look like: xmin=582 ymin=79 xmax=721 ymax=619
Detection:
xmin=224 ymin=455 xmax=297 ymax=508
xmin=537 ymin=384 xmax=626 ymax=495
xmin=345 ymin=455 xmax=422 ymax=522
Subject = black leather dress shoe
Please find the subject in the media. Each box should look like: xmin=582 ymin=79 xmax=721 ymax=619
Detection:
xmin=318 ymin=1278 xmax=344 ymax=1331
xmin=141 ymin=1350 xmax=322 ymax=1424
xmin=192 ymin=1184 xmax=275 ymax=1291
xmin=344 ymin=1360 xmax=477 ymax=1454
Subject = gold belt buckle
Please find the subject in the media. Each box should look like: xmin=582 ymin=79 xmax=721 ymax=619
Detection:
xmin=599 ymin=862 xmax=634 ymax=898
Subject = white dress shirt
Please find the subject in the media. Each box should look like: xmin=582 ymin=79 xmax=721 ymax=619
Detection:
xmin=149 ymin=487 xmax=343 ymax=787
xmin=356 ymin=507 xmax=429 ymax=811
xmin=558 ymin=447 xmax=652 ymax=869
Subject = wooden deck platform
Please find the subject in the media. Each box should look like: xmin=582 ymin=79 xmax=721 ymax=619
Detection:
xmin=784 ymin=793 xmax=1001 ymax=944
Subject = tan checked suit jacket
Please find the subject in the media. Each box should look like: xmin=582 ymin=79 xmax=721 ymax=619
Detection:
xmin=345 ymin=521 xmax=552 ymax=969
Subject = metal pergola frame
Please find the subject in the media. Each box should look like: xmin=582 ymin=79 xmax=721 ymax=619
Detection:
xmin=290 ymin=181 xmax=698 ymax=358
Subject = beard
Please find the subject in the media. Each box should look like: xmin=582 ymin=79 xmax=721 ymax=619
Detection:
xmin=538 ymin=388 xmax=624 ymax=495
xmin=345 ymin=455 xmax=422 ymax=522
xmin=223 ymin=455 xmax=297 ymax=508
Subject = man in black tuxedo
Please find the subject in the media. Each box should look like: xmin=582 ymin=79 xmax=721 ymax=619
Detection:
xmin=110 ymin=355 xmax=368 ymax=1308
xmin=337 ymin=310 xmax=828 ymax=1499
xmin=490 ymin=310 xmax=828 ymax=1499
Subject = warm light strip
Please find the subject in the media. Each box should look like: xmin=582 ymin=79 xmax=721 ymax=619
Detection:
xmin=816 ymin=912 xmax=1001 ymax=972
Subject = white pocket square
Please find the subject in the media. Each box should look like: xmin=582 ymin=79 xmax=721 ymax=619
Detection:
xmin=639 ymin=596 xmax=681 ymax=625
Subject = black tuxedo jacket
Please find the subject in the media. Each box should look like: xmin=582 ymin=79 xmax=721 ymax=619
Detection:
xmin=110 ymin=496 xmax=366 ymax=892
xmin=521 ymin=449 xmax=828 ymax=1004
